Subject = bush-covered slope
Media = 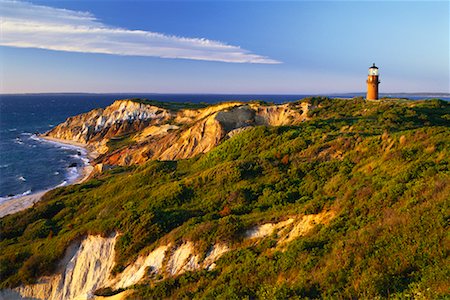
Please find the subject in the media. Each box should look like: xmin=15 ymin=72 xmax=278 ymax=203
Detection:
xmin=1 ymin=98 xmax=449 ymax=299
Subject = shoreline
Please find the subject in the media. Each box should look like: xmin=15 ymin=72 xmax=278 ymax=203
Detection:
xmin=0 ymin=136 xmax=97 ymax=218
xmin=39 ymin=135 xmax=99 ymax=161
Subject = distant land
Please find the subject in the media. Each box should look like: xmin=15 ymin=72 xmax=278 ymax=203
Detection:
xmin=1 ymin=92 xmax=449 ymax=107
xmin=1 ymin=92 xmax=450 ymax=97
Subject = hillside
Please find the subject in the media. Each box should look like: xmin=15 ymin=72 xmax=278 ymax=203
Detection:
xmin=0 ymin=97 xmax=449 ymax=299
xmin=44 ymin=99 xmax=309 ymax=166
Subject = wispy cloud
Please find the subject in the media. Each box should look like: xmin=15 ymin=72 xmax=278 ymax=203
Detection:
xmin=0 ymin=0 xmax=281 ymax=64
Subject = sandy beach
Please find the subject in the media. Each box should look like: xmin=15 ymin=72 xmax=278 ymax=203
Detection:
xmin=0 ymin=136 xmax=97 ymax=218
xmin=39 ymin=135 xmax=99 ymax=161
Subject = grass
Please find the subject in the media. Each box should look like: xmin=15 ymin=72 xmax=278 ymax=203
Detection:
xmin=106 ymin=133 xmax=136 ymax=152
xmin=0 ymin=97 xmax=449 ymax=299
xmin=128 ymin=98 xmax=209 ymax=111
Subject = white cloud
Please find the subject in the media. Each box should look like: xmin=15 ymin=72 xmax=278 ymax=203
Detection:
xmin=0 ymin=0 xmax=281 ymax=64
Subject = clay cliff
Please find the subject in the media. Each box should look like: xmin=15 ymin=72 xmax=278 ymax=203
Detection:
xmin=44 ymin=99 xmax=310 ymax=167
xmin=43 ymin=100 xmax=172 ymax=155
xmin=1 ymin=211 xmax=332 ymax=300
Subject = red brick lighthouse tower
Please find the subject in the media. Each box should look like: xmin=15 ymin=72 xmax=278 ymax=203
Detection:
xmin=366 ymin=63 xmax=380 ymax=100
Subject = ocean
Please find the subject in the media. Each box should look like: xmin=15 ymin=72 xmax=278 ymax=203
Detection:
xmin=0 ymin=93 xmax=448 ymax=201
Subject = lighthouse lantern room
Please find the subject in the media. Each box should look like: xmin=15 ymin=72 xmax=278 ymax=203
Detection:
xmin=366 ymin=63 xmax=380 ymax=100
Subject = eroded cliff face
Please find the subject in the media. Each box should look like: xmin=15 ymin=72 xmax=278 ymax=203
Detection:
xmin=43 ymin=100 xmax=171 ymax=154
xmin=3 ymin=233 xmax=117 ymax=300
xmin=44 ymin=99 xmax=310 ymax=167
xmin=3 ymin=211 xmax=333 ymax=300
xmin=2 ymin=238 xmax=229 ymax=300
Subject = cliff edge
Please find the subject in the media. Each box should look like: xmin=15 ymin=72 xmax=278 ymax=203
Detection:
xmin=44 ymin=99 xmax=310 ymax=166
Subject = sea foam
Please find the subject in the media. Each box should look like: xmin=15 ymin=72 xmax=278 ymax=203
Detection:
xmin=0 ymin=189 xmax=32 ymax=204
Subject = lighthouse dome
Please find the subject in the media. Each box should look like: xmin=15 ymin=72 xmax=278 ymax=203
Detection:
xmin=368 ymin=63 xmax=379 ymax=75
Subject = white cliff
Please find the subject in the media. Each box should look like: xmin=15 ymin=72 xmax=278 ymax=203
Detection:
xmin=107 ymin=245 xmax=168 ymax=290
xmin=6 ymin=233 xmax=117 ymax=300
xmin=2 ymin=211 xmax=333 ymax=300
xmin=44 ymin=100 xmax=171 ymax=153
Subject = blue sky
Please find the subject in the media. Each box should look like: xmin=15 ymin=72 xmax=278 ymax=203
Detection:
xmin=1 ymin=0 xmax=448 ymax=94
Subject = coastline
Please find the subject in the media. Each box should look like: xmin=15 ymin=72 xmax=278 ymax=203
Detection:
xmin=0 ymin=136 xmax=97 ymax=218
xmin=39 ymin=135 xmax=99 ymax=161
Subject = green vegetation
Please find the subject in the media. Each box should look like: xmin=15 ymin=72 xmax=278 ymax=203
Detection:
xmin=128 ymin=98 xmax=209 ymax=111
xmin=1 ymin=98 xmax=449 ymax=298
xmin=106 ymin=133 xmax=136 ymax=152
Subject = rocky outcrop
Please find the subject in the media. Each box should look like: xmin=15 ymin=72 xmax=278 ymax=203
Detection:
xmin=1 ymin=211 xmax=332 ymax=299
xmin=5 ymin=233 xmax=117 ymax=300
xmin=245 ymin=210 xmax=335 ymax=247
xmin=44 ymin=99 xmax=310 ymax=167
xmin=107 ymin=245 xmax=168 ymax=290
xmin=253 ymin=102 xmax=310 ymax=126
xmin=105 ymin=242 xmax=229 ymax=290
xmin=3 ymin=239 xmax=228 ymax=300
xmin=44 ymin=100 xmax=171 ymax=154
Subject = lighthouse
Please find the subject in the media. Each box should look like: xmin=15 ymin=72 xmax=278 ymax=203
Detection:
xmin=366 ymin=63 xmax=380 ymax=100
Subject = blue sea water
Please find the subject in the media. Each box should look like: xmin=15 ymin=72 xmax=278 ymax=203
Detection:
xmin=0 ymin=93 xmax=303 ymax=200
xmin=0 ymin=93 xmax=449 ymax=201
xmin=0 ymin=94 xmax=116 ymax=201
